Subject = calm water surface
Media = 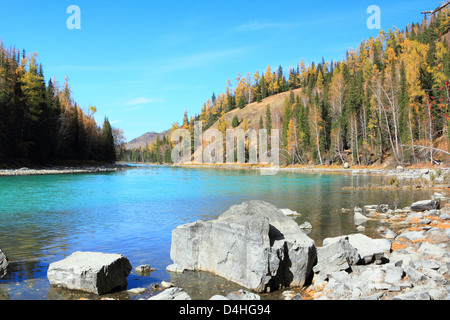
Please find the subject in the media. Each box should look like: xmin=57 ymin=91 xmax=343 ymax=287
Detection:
xmin=0 ymin=165 xmax=433 ymax=300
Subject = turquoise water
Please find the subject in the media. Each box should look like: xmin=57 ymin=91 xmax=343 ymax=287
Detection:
xmin=0 ymin=165 xmax=432 ymax=300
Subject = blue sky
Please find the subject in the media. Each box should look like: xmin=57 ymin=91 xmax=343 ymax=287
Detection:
xmin=0 ymin=0 xmax=434 ymax=141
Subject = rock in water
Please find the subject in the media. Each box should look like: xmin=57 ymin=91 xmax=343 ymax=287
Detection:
xmin=47 ymin=251 xmax=132 ymax=295
xmin=167 ymin=200 xmax=317 ymax=293
xmin=354 ymin=212 xmax=370 ymax=225
xmin=0 ymin=249 xmax=8 ymax=278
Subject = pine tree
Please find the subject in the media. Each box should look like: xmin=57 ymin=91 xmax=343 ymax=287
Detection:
xmin=102 ymin=117 xmax=116 ymax=162
xmin=232 ymin=115 xmax=240 ymax=128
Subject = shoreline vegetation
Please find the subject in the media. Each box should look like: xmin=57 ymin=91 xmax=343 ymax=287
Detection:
xmin=2 ymin=161 xmax=449 ymax=190
xmin=0 ymin=162 xmax=130 ymax=176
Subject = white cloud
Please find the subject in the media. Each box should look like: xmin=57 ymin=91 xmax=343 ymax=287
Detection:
xmin=235 ymin=20 xmax=303 ymax=32
xmin=123 ymin=97 xmax=165 ymax=107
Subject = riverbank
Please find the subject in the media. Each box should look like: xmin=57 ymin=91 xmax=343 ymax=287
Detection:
xmin=0 ymin=163 xmax=131 ymax=176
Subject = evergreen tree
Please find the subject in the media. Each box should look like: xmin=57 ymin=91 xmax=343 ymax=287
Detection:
xmin=102 ymin=117 xmax=116 ymax=162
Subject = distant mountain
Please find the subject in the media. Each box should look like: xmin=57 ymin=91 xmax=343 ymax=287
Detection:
xmin=125 ymin=130 xmax=170 ymax=150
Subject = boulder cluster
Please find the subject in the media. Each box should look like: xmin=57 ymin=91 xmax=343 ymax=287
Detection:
xmin=1 ymin=198 xmax=448 ymax=300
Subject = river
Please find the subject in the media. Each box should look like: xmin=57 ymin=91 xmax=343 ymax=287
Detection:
xmin=0 ymin=165 xmax=433 ymax=300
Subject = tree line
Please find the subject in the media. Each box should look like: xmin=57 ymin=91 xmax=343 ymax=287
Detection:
xmin=125 ymin=11 xmax=450 ymax=166
xmin=0 ymin=45 xmax=121 ymax=166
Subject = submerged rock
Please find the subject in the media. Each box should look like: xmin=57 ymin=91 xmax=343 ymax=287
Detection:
xmin=354 ymin=212 xmax=370 ymax=225
xmin=135 ymin=264 xmax=155 ymax=274
xmin=167 ymin=200 xmax=317 ymax=293
xmin=47 ymin=251 xmax=132 ymax=295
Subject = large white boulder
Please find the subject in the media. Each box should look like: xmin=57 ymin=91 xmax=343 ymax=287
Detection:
xmin=47 ymin=251 xmax=132 ymax=295
xmin=167 ymin=200 xmax=317 ymax=293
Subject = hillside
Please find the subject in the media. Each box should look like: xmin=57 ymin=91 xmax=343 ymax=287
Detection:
xmin=122 ymin=8 xmax=450 ymax=166
xmin=126 ymin=130 xmax=170 ymax=150
xmin=209 ymin=88 xmax=302 ymax=131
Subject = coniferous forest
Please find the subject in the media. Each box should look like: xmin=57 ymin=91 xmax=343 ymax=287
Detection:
xmin=2 ymin=11 xmax=450 ymax=167
xmin=123 ymin=10 xmax=450 ymax=166
xmin=0 ymin=46 xmax=119 ymax=166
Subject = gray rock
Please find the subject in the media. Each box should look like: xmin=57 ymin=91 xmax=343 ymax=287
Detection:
xmin=376 ymin=204 xmax=390 ymax=213
xmin=411 ymin=200 xmax=440 ymax=212
xmin=168 ymin=200 xmax=317 ymax=293
xmin=0 ymin=249 xmax=8 ymax=278
xmin=440 ymin=213 xmax=450 ymax=220
xmin=417 ymin=242 xmax=446 ymax=257
xmin=148 ymin=287 xmax=191 ymax=300
xmin=313 ymin=238 xmax=359 ymax=279
xmin=392 ymin=290 xmax=431 ymax=300
xmin=403 ymin=266 xmax=427 ymax=282
xmin=323 ymin=234 xmax=391 ymax=265
xmin=127 ymin=287 xmax=148 ymax=295
xmin=383 ymin=266 xmax=404 ymax=284
xmin=383 ymin=229 xmax=397 ymax=240
xmin=299 ymin=221 xmax=312 ymax=229
xmin=418 ymin=218 xmax=431 ymax=225
xmin=428 ymin=287 xmax=447 ymax=300
xmin=47 ymin=251 xmax=132 ymax=295
xmin=226 ymin=289 xmax=261 ymax=300
xmin=424 ymin=209 xmax=441 ymax=217
xmin=166 ymin=263 xmax=185 ymax=273
xmin=354 ymin=212 xmax=370 ymax=225
xmin=280 ymin=208 xmax=301 ymax=216
xmin=209 ymin=295 xmax=230 ymax=300
xmin=160 ymin=281 xmax=174 ymax=289
xmin=396 ymin=230 xmax=427 ymax=242
xmin=135 ymin=264 xmax=155 ymax=274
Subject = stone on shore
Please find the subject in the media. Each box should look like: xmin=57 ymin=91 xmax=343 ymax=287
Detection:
xmin=47 ymin=251 xmax=132 ymax=295
xmin=167 ymin=200 xmax=317 ymax=293
xmin=313 ymin=237 xmax=359 ymax=281
xmin=0 ymin=249 xmax=8 ymax=278
xmin=410 ymin=200 xmax=440 ymax=212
